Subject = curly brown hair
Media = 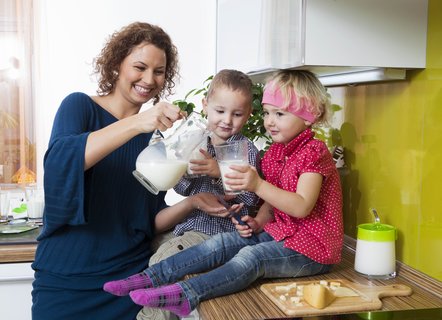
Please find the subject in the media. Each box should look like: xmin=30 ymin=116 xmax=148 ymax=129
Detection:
xmin=93 ymin=22 xmax=179 ymax=104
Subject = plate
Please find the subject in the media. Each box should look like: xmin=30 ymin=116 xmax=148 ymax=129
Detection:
xmin=0 ymin=224 xmax=38 ymax=234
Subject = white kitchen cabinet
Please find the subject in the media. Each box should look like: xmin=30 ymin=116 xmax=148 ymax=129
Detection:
xmin=216 ymin=0 xmax=428 ymax=85
xmin=0 ymin=262 xmax=34 ymax=319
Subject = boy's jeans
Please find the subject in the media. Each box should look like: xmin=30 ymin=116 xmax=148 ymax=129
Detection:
xmin=146 ymin=231 xmax=331 ymax=310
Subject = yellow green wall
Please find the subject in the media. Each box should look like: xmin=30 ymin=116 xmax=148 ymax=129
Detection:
xmin=333 ymin=0 xmax=441 ymax=280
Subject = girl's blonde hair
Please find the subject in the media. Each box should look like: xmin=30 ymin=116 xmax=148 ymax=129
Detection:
xmin=266 ymin=70 xmax=330 ymax=125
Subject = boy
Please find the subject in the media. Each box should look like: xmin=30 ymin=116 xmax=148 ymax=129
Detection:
xmin=136 ymin=69 xmax=261 ymax=320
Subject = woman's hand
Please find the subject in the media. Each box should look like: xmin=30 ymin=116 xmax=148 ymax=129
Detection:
xmin=135 ymin=101 xmax=184 ymax=134
xmin=224 ymin=165 xmax=263 ymax=193
xmin=191 ymin=192 xmax=231 ymax=218
xmin=155 ymin=192 xmax=233 ymax=233
xmin=188 ymin=149 xmax=221 ymax=178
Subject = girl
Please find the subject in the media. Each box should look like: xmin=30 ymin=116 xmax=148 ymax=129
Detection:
xmin=103 ymin=70 xmax=343 ymax=317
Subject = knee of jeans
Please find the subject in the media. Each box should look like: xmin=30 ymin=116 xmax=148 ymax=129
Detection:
xmin=204 ymin=233 xmax=226 ymax=250
xmin=232 ymin=246 xmax=260 ymax=270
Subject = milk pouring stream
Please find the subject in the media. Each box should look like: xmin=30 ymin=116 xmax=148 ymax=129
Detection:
xmin=133 ymin=112 xmax=209 ymax=194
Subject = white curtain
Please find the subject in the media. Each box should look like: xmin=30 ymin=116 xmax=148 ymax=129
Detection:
xmin=0 ymin=0 xmax=36 ymax=185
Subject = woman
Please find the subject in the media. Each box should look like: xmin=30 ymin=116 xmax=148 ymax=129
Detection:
xmin=31 ymin=21 xmax=224 ymax=320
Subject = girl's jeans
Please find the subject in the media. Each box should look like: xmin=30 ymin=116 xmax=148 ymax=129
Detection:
xmin=145 ymin=231 xmax=332 ymax=310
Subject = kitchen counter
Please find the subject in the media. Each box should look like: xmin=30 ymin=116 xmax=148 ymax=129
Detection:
xmin=1 ymin=232 xmax=441 ymax=319
xmin=197 ymin=236 xmax=442 ymax=320
xmin=0 ymin=226 xmax=40 ymax=263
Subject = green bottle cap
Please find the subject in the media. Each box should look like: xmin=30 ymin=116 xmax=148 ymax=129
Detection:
xmin=357 ymin=223 xmax=397 ymax=242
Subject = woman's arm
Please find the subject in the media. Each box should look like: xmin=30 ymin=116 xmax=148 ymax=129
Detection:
xmin=84 ymin=102 xmax=183 ymax=170
xmin=154 ymin=193 xmax=230 ymax=233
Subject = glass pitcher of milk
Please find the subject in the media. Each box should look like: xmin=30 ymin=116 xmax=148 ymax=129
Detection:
xmin=133 ymin=112 xmax=210 ymax=194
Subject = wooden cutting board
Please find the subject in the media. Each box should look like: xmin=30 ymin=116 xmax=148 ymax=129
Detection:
xmin=260 ymin=278 xmax=412 ymax=316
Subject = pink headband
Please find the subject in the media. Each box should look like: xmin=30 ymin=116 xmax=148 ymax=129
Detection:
xmin=262 ymin=83 xmax=317 ymax=123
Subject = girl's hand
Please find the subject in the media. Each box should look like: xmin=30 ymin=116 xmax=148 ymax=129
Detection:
xmin=135 ymin=101 xmax=184 ymax=133
xmin=233 ymin=215 xmax=259 ymax=238
xmin=188 ymin=149 xmax=221 ymax=178
xmin=224 ymin=165 xmax=262 ymax=193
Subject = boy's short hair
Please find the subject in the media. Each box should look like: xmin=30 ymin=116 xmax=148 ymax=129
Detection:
xmin=206 ymin=69 xmax=253 ymax=105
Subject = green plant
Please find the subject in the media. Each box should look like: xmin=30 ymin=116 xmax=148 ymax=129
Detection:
xmin=173 ymin=76 xmax=272 ymax=151
xmin=312 ymin=103 xmax=343 ymax=151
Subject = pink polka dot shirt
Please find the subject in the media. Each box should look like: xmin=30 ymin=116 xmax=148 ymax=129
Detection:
xmin=263 ymin=128 xmax=343 ymax=264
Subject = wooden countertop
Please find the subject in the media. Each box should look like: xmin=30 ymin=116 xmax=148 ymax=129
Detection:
xmin=1 ymin=232 xmax=440 ymax=319
xmin=197 ymin=236 xmax=442 ymax=320
xmin=0 ymin=243 xmax=37 ymax=263
xmin=0 ymin=226 xmax=39 ymax=263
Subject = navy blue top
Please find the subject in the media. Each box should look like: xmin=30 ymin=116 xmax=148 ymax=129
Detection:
xmin=32 ymin=92 xmax=167 ymax=319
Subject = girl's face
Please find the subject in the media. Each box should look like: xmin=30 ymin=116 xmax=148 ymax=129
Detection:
xmin=115 ymin=42 xmax=166 ymax=107
xmin=263 ymin=104 xmax=309 ymax=145
xmin=202 ymin=86 xmax=251 ymax=144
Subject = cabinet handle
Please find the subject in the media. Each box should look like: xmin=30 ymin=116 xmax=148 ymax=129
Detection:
xmin=0 ymin=276 xmax=34 ymax=282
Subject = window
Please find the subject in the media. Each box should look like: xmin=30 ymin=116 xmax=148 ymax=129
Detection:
xmin=0 ymin=0 xmax=35 ymax=185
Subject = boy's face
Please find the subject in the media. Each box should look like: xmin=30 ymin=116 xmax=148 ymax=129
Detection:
xmin=202 ymin=86 xmax=251 ymax=144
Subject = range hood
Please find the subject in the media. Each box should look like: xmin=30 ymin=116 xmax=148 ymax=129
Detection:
xmin=216 ymin=0 xmax=428 ymax=87
xmin=247 ymin=66 xmax=407 ymax=87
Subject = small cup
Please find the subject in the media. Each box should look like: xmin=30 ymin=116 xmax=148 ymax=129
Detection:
xmin=0 ymin=191 xmax=11 ymax=222
xmin=26 ymin=188 xmax=45 ymax=220
xmin=214 ymin=140 xmax=249 ymax=195
xmin=186 ymin=140 xmax=208 ymax=178
xmin=27 ymin=198 xmax=44 ymax=219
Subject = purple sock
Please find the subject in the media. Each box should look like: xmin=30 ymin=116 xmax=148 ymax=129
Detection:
xmin=103 ymin=272 xmax=153 ymax=296
xmin=129 ymin=284 xmax=192 ymax=317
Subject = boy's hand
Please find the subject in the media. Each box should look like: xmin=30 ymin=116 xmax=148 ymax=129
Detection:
xmin=224 ymin=165 xmax=262 ymax=193
xmin=188 ymin=149 xmax=221 ymax=178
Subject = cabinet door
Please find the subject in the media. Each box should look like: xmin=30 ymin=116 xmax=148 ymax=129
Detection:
xmin=216 ymin=0 xmax=304 ymax=73
xmin=216 ymin=0 xmax=427 ymax=80
xmin=0 ymin=262 xmax=34 ymax=320
xmin=304 ymin=0 xmax=427 ymax=68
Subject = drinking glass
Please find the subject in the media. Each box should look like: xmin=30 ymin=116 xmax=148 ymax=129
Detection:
xmin=214 ymin=140 xmax=249 ymax=195
xmin=0 ymin=191 xmax=11 ymax=223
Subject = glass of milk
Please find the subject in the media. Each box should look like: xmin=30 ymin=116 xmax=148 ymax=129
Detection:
xmin=0 ymin=190 xmax=11 ymax=222
xmin=25 ymin=187 xmax=45 ymax=220
xmin=354 ymin=222 xmax=397 ymax=279
xmin=185 ymin=139 xmax=208 ymax=178
xmin=214 ymin=140 xmax=249 ymax=195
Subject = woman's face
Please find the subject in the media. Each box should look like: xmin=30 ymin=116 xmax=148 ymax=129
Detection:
xmin=263 ymin=104 xmax=308 ymax=144
xmin=115 ymin=42 xmax=166 ymax=107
